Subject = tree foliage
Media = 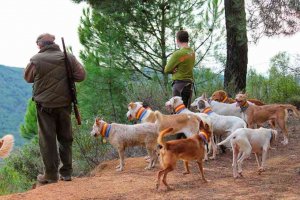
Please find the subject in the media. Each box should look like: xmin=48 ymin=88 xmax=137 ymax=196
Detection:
xmin=247 ymin=0 xmax=300 ymax=42
xmin=75 ymin=0 xmax=224 ymax=89
xmin=247 ymin=51 xmax=300 ymax=103
xmin=20 ymin=99 xmax=37 ymax=140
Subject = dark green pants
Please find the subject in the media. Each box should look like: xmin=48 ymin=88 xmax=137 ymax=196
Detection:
xmin=36 ymin=105 xmax=73 ymax=179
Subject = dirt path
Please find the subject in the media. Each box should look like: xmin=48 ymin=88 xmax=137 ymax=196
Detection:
xmin=1 ymin=121 xmax=300 ymax=200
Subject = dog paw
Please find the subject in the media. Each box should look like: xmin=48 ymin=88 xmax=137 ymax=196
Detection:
xmin=258 ymin=167 xmax=265 ymax=174
xmin=182 ymin=171 xmax=190 ymax=175
xmin=209 ymin=156 xmax=216 ymax=160
xmin=116 ymin=167 xmax=123 ymax=172
xmin=281 ymin=139 xmax=288 ymax=145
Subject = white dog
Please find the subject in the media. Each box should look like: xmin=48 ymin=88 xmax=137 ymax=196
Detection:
xmin=165 ymin=96 xmax=217 ymax=159
xmin=192 ymin=95 xmax=247 ymax=140
xmin=91 ymin=118 xmax=158 ymax=171
xmin=218 ymin=127 xmax=278 ymax=178
xmin=191 ymin=94 xmax=246 ymax=119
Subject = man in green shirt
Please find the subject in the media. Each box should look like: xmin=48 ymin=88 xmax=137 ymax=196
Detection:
xmin=164 ymin=30 xmax=195 ymax=109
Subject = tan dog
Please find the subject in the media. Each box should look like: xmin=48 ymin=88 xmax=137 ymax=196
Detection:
xmin=91 ymin=118 xmax=158 ymax=171
xmin=154 ymin=111 xmax=203 ymax=138
xmin=235 ymin=93 xmax=300 ymax=145
xmin=165 ymin=96 xmax=217 ymax=159
xmin=211 ymin=90 xmax=265 ymax=106
xmin=156 ymin=121 xmax=211 ymax=190
xmin=126 ymin=102 xmax=156 ymax=123
xmin=0 ymin=134 xmax=14 ymax=158
xmin=218 ymin=128 xmax=277 ymax=178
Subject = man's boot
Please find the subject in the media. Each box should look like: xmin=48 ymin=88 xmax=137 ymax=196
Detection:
xmin=37 ymin=174 xmax=58 ymax=185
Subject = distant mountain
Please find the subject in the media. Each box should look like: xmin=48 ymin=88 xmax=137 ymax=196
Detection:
xmin=0 ymin=65 xmax=32 ymax=146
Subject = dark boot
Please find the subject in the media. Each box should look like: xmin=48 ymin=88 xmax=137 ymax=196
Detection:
xmin=60 ymin=175 xmax=72 ymax=181
xmin=37 ymin=174 xmax=58 ymax=185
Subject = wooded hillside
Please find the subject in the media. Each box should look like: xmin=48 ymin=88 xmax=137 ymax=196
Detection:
xmin=0 ymin=65 xmax=31 ymax=146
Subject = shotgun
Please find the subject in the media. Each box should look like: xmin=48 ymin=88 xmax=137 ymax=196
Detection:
xmin=61 ymin=37 xmax=81 ymax=125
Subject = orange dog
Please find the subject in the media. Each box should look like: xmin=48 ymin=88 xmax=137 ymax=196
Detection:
xmin=211 ymin=90 xmax=265 ymax=106
xmin=235 ymin=93 xmax=299 ymax=145
xmin=156 ymin=121 xmax=211 ymax=190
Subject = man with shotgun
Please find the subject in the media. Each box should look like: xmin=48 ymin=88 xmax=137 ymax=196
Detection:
xmin=24 ymin=33 xmax=86 ymax=185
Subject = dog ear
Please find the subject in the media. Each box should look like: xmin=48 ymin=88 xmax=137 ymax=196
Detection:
xmin=95 ymin=117 xmax=100 ymax=125
xmin=199 ymin=119 xmax=204 ymax=128
xmin=129 ymin=102 xmax=137 ymax=109
xmin=173 ymin=96 xmax=179 ymax=104
xmin=128 ymin=102 xmax=133 ymax=108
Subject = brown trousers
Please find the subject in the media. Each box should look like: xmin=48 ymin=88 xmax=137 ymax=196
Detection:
xmin=172 ymin=80 xmax=193 ymax=139
xmin=36 ymin=105 xmax=73 ymax=179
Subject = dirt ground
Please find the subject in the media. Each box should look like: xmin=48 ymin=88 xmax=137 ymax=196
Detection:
xmin=1 ymin=120 xmax=300 ymax=200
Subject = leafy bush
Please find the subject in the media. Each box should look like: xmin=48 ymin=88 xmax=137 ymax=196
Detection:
xmin=0 ymin=138 xmax=41 ymax=194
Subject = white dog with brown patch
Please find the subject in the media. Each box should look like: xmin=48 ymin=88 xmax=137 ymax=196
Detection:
xmin=218 ymin=127 xmax=277 ymax=178
xmin=91 ymin=118 xmax=158 ymax=171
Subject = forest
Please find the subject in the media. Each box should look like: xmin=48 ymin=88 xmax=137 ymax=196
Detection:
xmin=0 ymin=0 xmax=299 ymax=196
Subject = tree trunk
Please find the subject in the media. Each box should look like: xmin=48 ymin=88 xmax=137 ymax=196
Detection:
xmin=224 ymin=0 xmax=248 ymax=96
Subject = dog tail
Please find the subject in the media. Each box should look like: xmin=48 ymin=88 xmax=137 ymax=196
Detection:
xmin=0 ymin=134 xmax=14 ymax=158
xmin=154 ymin=110 xmax=163 ymax=124
xmin=157 ymin=128 xmax=174 ymax=149
xmin=217 ymin=131 xmax=237 ymax=146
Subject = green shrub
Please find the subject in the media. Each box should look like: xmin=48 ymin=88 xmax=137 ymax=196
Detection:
xmin=0 ymin=165 xmax=32 ymax=195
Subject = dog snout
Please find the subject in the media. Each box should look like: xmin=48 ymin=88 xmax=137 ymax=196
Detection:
xmin=126 ymin=111 xmax=133 ymax=121
xmin=90 ymin=130 xmax=97 ymax=137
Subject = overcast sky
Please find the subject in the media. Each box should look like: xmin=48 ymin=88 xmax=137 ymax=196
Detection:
xmin=0 ymin=0 xmax=299 ymax=75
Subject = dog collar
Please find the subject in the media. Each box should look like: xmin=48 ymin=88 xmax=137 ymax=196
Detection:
xmin=221 ymin=96 xmax=228 ymax=103
xmin=100 ymin=123 xmax=112 ymax=138
xmin=199 ymin=131 xmax=208 ymax=144
xmin=136 ymin=107 xmax=147 ymax=122
xmin=203 ymin=107 xmax=213 ymax=115
xmin=175 ymin=104 xmax=186 ymax=114
xmin=240 ymin=101 xmax=249 ymax=112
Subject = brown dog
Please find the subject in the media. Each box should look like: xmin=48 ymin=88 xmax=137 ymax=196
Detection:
xmin=156 ymin=121 xmax=211 ymax=190
xmin=236 ymin=93 xmax=300 ymax=145
xmin=211 ymin=90 xmax=265 ymax=106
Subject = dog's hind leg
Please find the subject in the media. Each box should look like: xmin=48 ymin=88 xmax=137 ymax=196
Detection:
xmin=183 ymin=161 xmax=190 ymax=174
xmin=146 ymin=147 xmax=157 ymax=170
xmin=162 ymin=166 xmax=174 ymax=190
xmin=116 ymin=147 xmax=125 ymax=171
xmin=255 ymin=153 xmax=262 ymax=169
xmin=209 ymin=134 xmax=217 ymax=160
xmin=277 ymin=118 xmax=289 ymax=145
xmin=259 ymin=148 xmax=268 ymax=174
xmin=232 ymin=144 xmax=239 ymax=178
xmin=237 ymin=143 xmax=252 ymax=177
xmin=196 ymin=161 xmax=207 ymax=183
